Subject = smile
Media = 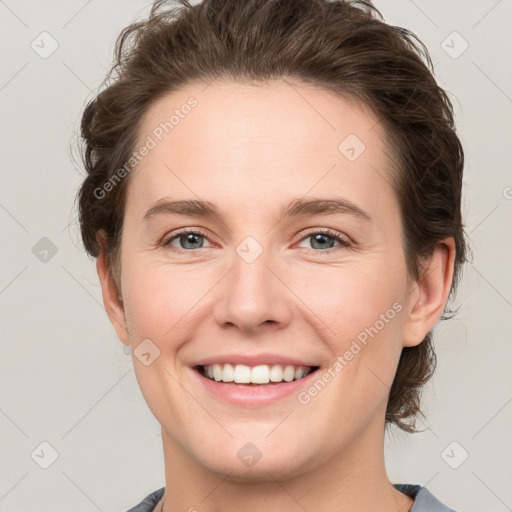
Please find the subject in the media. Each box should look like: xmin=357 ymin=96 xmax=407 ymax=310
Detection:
xmin=191 ymin=363 xmax=322 ymax=407
xmin=198 ymin=363 xmax=319 ymax=385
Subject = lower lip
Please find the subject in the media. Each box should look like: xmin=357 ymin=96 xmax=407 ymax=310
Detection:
xmin=191 ymin=367 xmax=319 ymax=407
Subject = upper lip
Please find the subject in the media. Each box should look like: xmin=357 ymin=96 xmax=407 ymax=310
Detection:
xmin=191 ymin=352 xmax=320 ymax=368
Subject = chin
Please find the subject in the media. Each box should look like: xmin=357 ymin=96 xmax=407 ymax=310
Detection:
xmin=195 ymin=443 xmax=314 ymax=483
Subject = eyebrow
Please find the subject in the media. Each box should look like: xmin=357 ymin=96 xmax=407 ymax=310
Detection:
xmin=142 ymin=196 xmax=371 ymax=223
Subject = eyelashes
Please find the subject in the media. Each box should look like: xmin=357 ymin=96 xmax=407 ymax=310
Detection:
xmin=162 ymin=227 xmax=352 ymax=255
xmin=296 ymin=229 xmax=352 ymax=253
xmin=163 ymin=228 xmax=212 ymax=251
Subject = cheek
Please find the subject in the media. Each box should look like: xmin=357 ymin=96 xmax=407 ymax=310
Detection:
xmin=290 ymin=259 xmax=406 ymax=341
xmin=122 ymin=257 xmax=217 ymax=335
xmin=327 ymin=271 xmax=405 ymax=400
xmin=289 ymin=260 xmax=406 ymax=402
xmin=296 ymin=265 xmax=405 ymax=421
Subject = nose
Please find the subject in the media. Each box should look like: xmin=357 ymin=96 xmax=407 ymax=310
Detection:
xmin=213 ymin=243 xmax=292 ymax=335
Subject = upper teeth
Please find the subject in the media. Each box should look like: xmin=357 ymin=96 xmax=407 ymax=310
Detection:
xmin=203 ymin=363 xmax=312 ymax=384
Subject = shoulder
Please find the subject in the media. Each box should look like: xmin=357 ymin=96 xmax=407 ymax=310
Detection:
xmin=394 ymin=483 xmax=460 ymax=512
xmin=125 ymin=487 xmax=165 ymax=512
xmin=125 ymin=484 xmax=459 ymax=512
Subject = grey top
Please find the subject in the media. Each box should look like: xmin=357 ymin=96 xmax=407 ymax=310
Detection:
xmin=126 ymin=483 xmax=458 ymax=511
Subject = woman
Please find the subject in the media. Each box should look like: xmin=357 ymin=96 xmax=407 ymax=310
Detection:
xmin=76 ymin=0 xmax=468 ymax=510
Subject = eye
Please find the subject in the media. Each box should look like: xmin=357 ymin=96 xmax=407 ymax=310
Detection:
xmin=296 ymin=228 xmax=352 ymax=254
xmin=163 ymin=228 xmax=213 ymax=252
xmin=162 ymin=227 xmax=352 ymax=254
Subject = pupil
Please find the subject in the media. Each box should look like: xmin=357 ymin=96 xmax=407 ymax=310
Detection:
xmin=182 ymin=233 xmax=202 ymax=249
xmin=312 ymin=234 xmax=334 ymax=249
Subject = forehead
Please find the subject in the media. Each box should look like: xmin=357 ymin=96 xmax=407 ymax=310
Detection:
xmin=137 ymin=79 xmax=382 ymax=157
xmin=126 ymin=79 xmax=396 ymax=223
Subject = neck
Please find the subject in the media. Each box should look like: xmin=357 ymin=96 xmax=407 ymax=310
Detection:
xmin=159 ymin=411 xmax=413 ymax=512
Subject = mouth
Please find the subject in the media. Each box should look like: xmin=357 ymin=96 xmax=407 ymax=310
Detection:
xmin=194 ymin=363 xmax=321 ymax=386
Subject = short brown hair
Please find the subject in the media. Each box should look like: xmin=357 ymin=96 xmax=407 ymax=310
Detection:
xmin=76 ymin=0 xmax=470 ymax=433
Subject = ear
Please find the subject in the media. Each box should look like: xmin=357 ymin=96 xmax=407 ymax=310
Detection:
xmin=401 ymin=237 xmax=456 ymax=348
xmin=95 ymin=229 xmax=130 ymax=346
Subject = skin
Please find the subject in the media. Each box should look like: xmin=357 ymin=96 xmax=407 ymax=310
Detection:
xmin=96 ymin=79 xmax=455 ymax=512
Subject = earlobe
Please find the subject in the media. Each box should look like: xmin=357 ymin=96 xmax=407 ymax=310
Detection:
xmin=95 ymin=230 xmax=130 ymax=345
xmin=402 ymin=237 xmax=456 ymax=348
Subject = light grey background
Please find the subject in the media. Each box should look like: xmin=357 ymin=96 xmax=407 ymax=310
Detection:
xmin=0 ymin=1 xmax=511 ymax=511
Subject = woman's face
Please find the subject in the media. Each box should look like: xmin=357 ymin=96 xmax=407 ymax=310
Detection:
xmin=103 ymin=80 xmax=425 ymax=479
